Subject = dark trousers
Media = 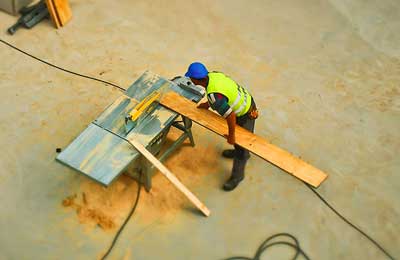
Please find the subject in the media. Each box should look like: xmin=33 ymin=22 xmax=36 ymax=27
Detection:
xmin=231 ymin=113 xmax=256 ymax=180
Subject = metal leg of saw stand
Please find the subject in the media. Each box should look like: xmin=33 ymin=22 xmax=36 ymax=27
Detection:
xmin=141 ymin=115 xmax=195 ymax=191
xmin=169 ymin=116 xmax=195 ymax=148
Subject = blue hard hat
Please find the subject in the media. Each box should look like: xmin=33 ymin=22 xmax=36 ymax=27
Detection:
xmin=185 ymin=62 xmax=208 ymax=79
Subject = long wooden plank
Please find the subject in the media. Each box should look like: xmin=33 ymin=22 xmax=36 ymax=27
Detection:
xmin=160 ymin=92 xmax=328 ymax=188
xmin=127 ymin=138 xmax=211 ymax=217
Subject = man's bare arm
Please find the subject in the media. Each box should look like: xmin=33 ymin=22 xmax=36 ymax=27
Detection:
xmin=225 ymin=112 xmax=236 ymax=145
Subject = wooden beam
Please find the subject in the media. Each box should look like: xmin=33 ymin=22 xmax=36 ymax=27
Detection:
xmin=127 ymin=138 xmax=211 ymax=217
xmin=160 ymin=92 xmax=328 ymax=188
xmin=45 ymin=0 xmax=72 ymax=28
xmin=52 ymin=0 xmax=72 ymax=26
xmin=45 ymin=0 xmax=60 ymax=28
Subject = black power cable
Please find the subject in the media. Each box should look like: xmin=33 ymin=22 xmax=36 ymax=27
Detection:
xmin=224 ymin=233 xmax=310 ymax=260
xmin=0 ymin=38 xmax=139 ymax=258
xmin=0 ymin=38 xmax=126 ymax=92
xmin=101 ymin=174 xmax=142 ymax=260
xmin=0 ymin=38 xmax=395 ymax=260
xmin=305 ymin=183 xmax=395 ymax=260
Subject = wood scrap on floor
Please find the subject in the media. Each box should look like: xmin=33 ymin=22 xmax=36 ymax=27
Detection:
xmin=160 ymin=91 xmax=328 ymax=188
xmin=45 ymin=0 xmax=71 ymax=28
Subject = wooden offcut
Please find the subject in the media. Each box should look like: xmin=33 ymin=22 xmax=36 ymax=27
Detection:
xmin=127 ymin=138 xmax=211 ymax=217
xmin=45 ymin=0 xmax=72 ymax=28
xmin=160 ymin=92 xmax=328 ymax=188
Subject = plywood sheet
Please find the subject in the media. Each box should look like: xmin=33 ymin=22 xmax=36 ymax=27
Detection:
xmin=160 ymin=92 xmax=328 ymax=187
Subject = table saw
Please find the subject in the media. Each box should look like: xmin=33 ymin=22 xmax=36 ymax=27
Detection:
xmin=56 ymin=71 xmax=205 ymax=191
xmin=57 ymin=70 xmax=327 ymax=214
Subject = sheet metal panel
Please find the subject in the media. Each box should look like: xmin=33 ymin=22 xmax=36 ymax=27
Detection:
xmin=56 ymin=124 xmax=137 ymax=185
xmin=57 ymin=71 xmax=201 ymax=186
xmin=126 ymin=71 xmax=203 ymax=103
xmin=94 ymin=95 xmax=139 ymax=137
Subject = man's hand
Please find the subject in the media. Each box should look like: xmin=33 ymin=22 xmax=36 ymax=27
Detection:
xmin=224 ymin=134 xmax=235 ymax=145
xmin=197 ymin=102 xmax=210 ymax=109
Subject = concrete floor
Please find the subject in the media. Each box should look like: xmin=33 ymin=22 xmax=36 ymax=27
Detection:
xmin=0 ymin=0 xmax=399 ymax=259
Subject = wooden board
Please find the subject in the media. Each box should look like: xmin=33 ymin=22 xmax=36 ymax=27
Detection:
xmin=52 ymin=0 xmax=72 ymax=26
xmin=45 ymin=0 xmax=72 ymax=28
xmin=160 ymin=92 xmax=328 ymax=188
xmin=45 ymin=0 xmax=60 ymax=28
xmin=127 ymin=138 xmax=211 ymax=217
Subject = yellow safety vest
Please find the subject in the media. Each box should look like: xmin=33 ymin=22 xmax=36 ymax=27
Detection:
xmin=207 ymin=72 xmax=252 ymax=117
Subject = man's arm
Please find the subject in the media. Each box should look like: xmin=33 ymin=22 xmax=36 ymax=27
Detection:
xmin=225 ymin=112 xmax=236 ymax=145
xmin=197 ymin=101 xmax=210 ymax=109
xmin=198 ymin=93 xmax=235 ymax=145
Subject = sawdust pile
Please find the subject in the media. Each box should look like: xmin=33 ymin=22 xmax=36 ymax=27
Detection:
xmin=62 ymin=175 xmax=139 ymax=230
xmin=62 ymin=126 xmax=226 ymax=229
xmin=63 ymin=195 xmax=116 ymax=230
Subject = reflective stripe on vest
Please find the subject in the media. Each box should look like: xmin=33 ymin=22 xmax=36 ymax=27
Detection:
xmin=206 ymin=72 xmax=252 ymax=117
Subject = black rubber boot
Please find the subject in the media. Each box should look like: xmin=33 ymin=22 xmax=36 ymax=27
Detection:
xmin=223 ymin=176 xmax=244 ymax=191
xmin=222 ymin=149 xmax=236 ymax=159
xmin=223 ymin=158 xmax=246 ymax=191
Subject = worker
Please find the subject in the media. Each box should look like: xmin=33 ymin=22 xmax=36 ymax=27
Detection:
xmin=185 ymin=62 xmax=258 ymax=191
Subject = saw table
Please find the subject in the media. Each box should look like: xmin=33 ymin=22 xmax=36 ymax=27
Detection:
xmin=56 ymin=70 xmax=327 ymax=216
xmin=57 ymin=71 xmax=204 ymax=191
